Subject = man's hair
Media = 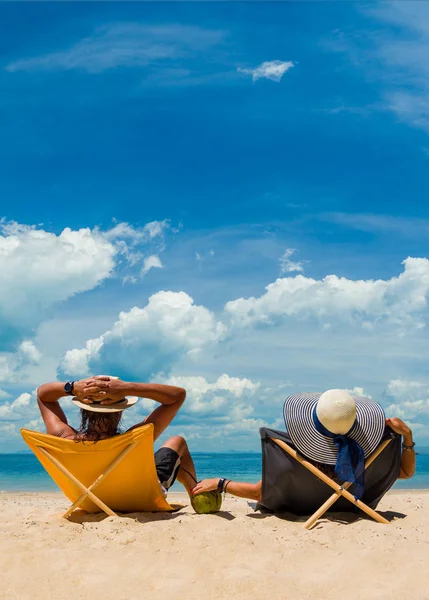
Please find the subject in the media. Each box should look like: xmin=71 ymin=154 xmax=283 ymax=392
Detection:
xmin=75 ymin=408 xmax=123 ymax=442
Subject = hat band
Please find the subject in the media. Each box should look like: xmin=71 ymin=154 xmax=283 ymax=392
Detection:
xmin=312 ymin=407 xmax=365 ymax=499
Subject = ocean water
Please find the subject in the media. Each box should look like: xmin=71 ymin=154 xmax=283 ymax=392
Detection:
xmin=1 ymin=452 xmax=429 ymax=492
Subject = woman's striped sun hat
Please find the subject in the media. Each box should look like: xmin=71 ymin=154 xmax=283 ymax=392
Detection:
xmin=283 ymin=389 xmax=386 ymax=465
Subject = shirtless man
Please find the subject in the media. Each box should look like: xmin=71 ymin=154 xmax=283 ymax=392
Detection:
xmin=37 ymin=375 xmax=198 ymax=498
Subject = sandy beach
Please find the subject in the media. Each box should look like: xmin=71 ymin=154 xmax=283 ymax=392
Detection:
xmin=1 ymin=490 xmax=428 ymax=600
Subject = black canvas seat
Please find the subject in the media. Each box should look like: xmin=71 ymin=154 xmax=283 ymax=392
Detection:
xmin=257 ymin=427 xmax=401 ymax=528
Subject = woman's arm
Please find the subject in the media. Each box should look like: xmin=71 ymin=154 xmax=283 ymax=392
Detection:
xmin=386 ymin=417 xmax=416 ymax=479
xmin=81 ymin=378 xmax=187 ymax=441
xmin=192 ymin=478 xmax=262 ymax=502
xmin=125 ymin=383 xmax=187 ymax=440
xmin=37 ymin=378 xmax=101 ymax=437
xmin=80 ymin=379 xmax=186 ymax=405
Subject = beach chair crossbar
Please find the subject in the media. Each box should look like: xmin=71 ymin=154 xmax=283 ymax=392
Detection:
xmin=271 ymin=437 xmax=392 ymax=529
xmin=37 ymin=441 xmax=139 ymax=518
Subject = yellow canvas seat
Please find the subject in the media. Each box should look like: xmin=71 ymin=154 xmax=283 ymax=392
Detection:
xmin=21 ymin=423 xmax=174 ymax=518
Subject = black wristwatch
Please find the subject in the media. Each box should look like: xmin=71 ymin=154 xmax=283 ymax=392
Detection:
xmin=64 ymin=381 xmax=75 ymax=395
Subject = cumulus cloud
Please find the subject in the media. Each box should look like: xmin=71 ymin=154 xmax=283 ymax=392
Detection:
xmin=225 ymin=257 xmax=429 ymax=329
xmin=0 ymin=341 xmax=41 ymax=384
xmin=238 ymin=60 xmax=294 ymax=82
xmin=385 ymin=379 xmax=429 ymax=420
xmin=0 ymin=219 xmax=172 ymax=347
xmin=164 ymin=374 xmax=260 ymax=414
xmin=59 ymin=291 xmax=226 ymax=380
xmin=117 ymin=373 xmax=271 ymax=451
xmin=0 ymin=392 xmax=32 ymax=419
xmin=279 ymin=248 xmax=305 ymax=274
xmin=0 ymin=222 xmax=115 ymax=346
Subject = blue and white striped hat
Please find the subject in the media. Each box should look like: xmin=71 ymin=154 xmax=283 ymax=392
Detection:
xmin=283 ymin=390 xmax=385 ymax=465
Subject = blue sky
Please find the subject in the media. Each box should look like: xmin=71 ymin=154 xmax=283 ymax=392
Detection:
xmin=1 ymin=1 xmax=429 ymax=452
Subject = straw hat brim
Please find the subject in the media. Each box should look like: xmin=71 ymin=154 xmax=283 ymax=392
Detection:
xmin=283 ymin=392 xmax=385 ymax=465
xmin=72 ymin=397 xmax=138 ymax=413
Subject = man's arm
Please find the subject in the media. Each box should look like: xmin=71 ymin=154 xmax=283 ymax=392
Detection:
xmin=386 ymin=417 xmax=416 ymax=479
xmin=81 ymin=379 xmax=186 ymax=441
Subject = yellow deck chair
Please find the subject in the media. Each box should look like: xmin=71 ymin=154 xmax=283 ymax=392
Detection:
xmin=21 ymin=423 xmax=175 ymax=518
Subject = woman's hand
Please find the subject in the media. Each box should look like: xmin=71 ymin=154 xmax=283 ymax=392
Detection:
xmin=191 ymin=478 xmax=220 ymax=495
xmin=81 ymin=376 xmax=128 ymax=404
xmin=386 ymin=417 xmax=412 ymax=437
xmin=73 ymin=377 xmax=110 ymax=403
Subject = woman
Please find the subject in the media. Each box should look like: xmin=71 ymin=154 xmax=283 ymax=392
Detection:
xmin=192 ymin=390 xmax=416 ymax=503
xmin=37 ymin=375 xmax=199 ymax=497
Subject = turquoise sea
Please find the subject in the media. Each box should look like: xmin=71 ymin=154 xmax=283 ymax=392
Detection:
xmin=1 ymin=451 xmax=429 ymax=492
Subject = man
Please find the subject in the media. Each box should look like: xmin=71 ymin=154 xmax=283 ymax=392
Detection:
xmin=37 ymin=375 xmax=199 ymax=498
xmin=192 ymin=390 xmax=416 ymax=503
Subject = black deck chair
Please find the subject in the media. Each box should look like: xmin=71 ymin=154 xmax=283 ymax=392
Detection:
xmin=256 ymin=427 xmax=401 ymax=529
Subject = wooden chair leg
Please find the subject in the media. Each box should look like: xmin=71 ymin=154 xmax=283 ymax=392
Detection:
xmin=304 ymin=439 xmax=392 ymax=529
xmin=271 ymin=438 xmax=390 ymax=528
xmin=60 ymin=442 xmax=139 ymax=518
xmin=38 ymin=447 xmax=118 ymax=518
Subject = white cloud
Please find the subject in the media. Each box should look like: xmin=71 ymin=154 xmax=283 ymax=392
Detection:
xmin=106 ymin=220 xmax=170 ymax=273
xmin=0 ymin=222 xmax=115 ymax=345
xmin=141 ymin=255 xmax=163 ymax=276
xmin=238 ymin=60 xmax=294 ymax=82
xmin=163 ymin=374 xmax=260 ymax=414
xmin=104 ymin=219 xmax=169 ymax=243
xmin=0 ymin=341 xmax=41 ymax=384
xmin=59 ymin=291 xmax=227 ymax=380
xmin=345 ymin=386 xmax=371 ymax=398
xmin=119 ymin=373 xmax=273 ymax=451
xmin=24 ymin=417 xmax=44 ymax=430
xmin=0 ymin=220 xmax=174 ymax=347
xmin=6 ymin=24 xmax=225 ymax=74
xmin=18 ymin=341 xmax=42 ymax=364
xmin=225 ymin=257 xmax=429 ymax=329
xmin=384 ymin=378 xmax=429 ymax=421
xmin=279 ymin=248 xmax=305 ymax=273
xmin=0 ymin=393 xmax=32 ymax=419
xmin=0 ymin=423 xmax=17 ymax=436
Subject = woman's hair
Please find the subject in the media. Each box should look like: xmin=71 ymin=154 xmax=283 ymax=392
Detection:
xmin=75 ymin=409 xmax=123 ymax=442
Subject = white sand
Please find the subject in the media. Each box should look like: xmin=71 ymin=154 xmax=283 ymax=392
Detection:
xmin=1 ymin=491 xmax=428 ymax=600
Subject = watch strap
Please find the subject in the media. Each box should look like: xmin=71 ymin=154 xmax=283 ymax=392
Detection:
xmin=217 ymin=478 xmax=226 ymax=493
xmin=64 ymin=381 xmax=75 ymax=395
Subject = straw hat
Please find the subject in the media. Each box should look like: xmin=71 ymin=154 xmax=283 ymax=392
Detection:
xmin=71 ymin=375 xmax=138 ymax=413
xmin=283 ymin=389 xmax=385 ymax=465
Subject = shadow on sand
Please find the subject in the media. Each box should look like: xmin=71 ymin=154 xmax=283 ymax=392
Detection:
xmin=245 ymin=508 xmax=407 ymax=526
xmin=66 ymin=503 xmax=236 ymax=524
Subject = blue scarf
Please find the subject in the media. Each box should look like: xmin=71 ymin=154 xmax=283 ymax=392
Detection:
xmin=312 ymin=408 xmax=365 ymax=500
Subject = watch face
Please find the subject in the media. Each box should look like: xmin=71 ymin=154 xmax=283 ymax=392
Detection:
xmin=64 ymin=382 xmax=73 ymax=394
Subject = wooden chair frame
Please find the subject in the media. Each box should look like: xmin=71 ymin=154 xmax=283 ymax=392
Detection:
xmin=37 ymin=441 xmax=139 ymax=518
xmin=271 ymin=437 xmax=392 ymax=530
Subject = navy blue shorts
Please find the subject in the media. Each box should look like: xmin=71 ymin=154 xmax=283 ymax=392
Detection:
xmin=155 ymin=447 xmax=181 ymax=490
